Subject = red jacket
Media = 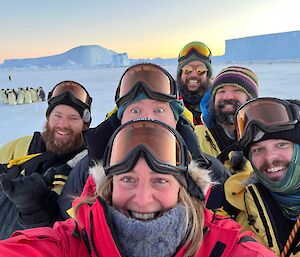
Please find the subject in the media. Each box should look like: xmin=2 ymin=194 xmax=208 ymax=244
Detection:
xmin=0 ymin=176 xmax=276 ymax=257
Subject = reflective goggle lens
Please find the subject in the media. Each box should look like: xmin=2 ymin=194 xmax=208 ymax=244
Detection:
xmin=110 ymin=121 xmax=179 ymax=166
xmin=178 ymin=41 xmax=211 ymax=61
xmin=236 ymin=98 xmax=295 ymax=141
xmin=50 ymin=81 xmax=90 ymax=105
xmin=181 ymin=65 xmax=208 ymax=76
xmin=116 ymin=64 xmax=176 ymax=104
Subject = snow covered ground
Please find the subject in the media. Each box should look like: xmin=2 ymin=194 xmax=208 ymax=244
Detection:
xmin=0 ymin=61 xmax=300 ymax=147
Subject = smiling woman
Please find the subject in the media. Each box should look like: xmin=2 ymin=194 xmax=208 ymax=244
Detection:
xmin=0 ymin=119 xmax=277 ymax=257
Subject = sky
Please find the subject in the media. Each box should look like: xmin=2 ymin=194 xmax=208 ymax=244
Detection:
xmin=1 ymin=0 xmax=300 ymax=63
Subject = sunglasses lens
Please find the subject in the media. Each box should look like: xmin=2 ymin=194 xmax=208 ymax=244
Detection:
xmin=117 ymin=64 xmax=174 ymax=101
xmin=109 ymin=121 xmax=178 ymax=167
xmin=178 ymin=41 xmax=211 ymax=60
xmin=196 ymin=67 xmax=207 ymax=76
xmin=182 ymin=65 xmax=193 ymax=74
xmin=236 ymin=98 xmax=293 ymax=140
xmin=182 ymin=65 xmax=207 ymax=75
xmin=50 ymin=81 xmax=90 ymax=104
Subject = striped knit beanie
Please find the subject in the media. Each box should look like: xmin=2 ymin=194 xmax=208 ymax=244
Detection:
xmin=211 ymin=66 xmax=259 ymax=99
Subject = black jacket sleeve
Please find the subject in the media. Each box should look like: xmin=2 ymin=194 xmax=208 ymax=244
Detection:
xmin=57 ymin=155 xmax=89 ymax=220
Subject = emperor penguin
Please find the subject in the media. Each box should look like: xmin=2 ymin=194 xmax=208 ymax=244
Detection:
xmin=24 ymin=87 xmax=32 ymax=104
xmin=37 ymin=86 xmax=46 ymax=101
xmin=17 ymin=88 xmax=25 ymax=104
xmin=0 ymin=89 xmax=6 ymax=102
xmin=29 ymin=87 xmax=38 ymax=102
xmin=8 ymin=89 xmax=17 ymax=105
xmin=3 ymin=89 xmax=9 ymax=104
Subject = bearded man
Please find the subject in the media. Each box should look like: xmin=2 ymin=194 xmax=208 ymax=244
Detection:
xmin=195 ymin=66 xmax=259 ymax=175
xmin=0 ymin=80 xmax=92 ymax=239
xmin=176 ymin=41 xmax=213 ymax=125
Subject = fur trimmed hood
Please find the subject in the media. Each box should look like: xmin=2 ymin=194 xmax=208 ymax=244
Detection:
xmin=89 ymin=160 xmax=212 ymax=200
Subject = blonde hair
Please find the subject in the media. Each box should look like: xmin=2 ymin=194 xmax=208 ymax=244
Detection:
xmin=74 ymin=174 xmax=205 ymax=257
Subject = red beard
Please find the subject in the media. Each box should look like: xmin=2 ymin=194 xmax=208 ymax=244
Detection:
xmin=42 ymin=122 xmax=84 ymax=155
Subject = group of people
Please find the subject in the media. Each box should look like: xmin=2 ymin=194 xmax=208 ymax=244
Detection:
xmin=0 ymin=86 xmax=46 ymax=105
xmin=0 ymin=41 xmax=298 ymax=257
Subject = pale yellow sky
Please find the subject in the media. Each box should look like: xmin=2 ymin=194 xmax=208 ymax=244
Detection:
xmin=1 ymin=0 xmax=300 ymax=63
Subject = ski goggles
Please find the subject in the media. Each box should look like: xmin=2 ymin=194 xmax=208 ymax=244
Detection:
xmin=48 ymin=80 xmax=92 ymax=106
xmin=181 ymin=64 xmax=208 ymax=76
xmin=236 ymin=97 xmax=300 ymax=146
xmin=115 ymin=63 xmax=178 ymax=107
xmin=178 ymin=41 xmax=212 ymax=63
xmin=103 ymin=119 xmax=190 ymax=186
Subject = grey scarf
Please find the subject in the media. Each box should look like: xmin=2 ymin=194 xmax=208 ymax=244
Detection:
xmin=108 ymin=204 xmax=188 ymax=257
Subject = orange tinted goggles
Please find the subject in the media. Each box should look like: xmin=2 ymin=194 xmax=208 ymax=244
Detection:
xmin=181 ymin=64 xmax=208 ymax=76
xmin=115 ymin=63 xmax=177 ymax=106
xmin=104 ymin=120 xmax=189 ymax=177
xmin=49 ymin=81 xmax=91 ymax=105
xmin=178 ymin=41 xmax=212 ymax=62
xmin=236 ymin=97 xmax=300 ymax=142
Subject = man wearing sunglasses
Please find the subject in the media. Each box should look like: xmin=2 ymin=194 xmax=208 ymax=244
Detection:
xmin=0 ymin=81 xmax=92 ymax=239
xmin=176 ymin=41 xmax=213 ymax=125
xmin=195 ymin=66 xmax=259 ymax=175
xmin=225 ymin=98 xmax=300 ymax=256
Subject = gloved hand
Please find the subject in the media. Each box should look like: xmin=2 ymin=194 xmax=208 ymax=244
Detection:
xmin=0 ymin=170 xmax=58 ymax=228
xmin=231 ymin=150 xmax=247 ymax=172
xmin=0 ymin=172 xmax=51 ymax=214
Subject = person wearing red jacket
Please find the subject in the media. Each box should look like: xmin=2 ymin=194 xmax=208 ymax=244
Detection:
xmin=0 ymin=120 xmax=275 ymax=257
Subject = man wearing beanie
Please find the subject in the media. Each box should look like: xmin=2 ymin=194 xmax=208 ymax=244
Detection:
xmin=225 ymin=98 xmax=300 ymax=256
xmin=176 ymin=41 xmax=213 ymax=125
xmin=0 ymin=80 xmax=91 ymax=239
xmin=195 ymin=66 xmax=259 ymax=175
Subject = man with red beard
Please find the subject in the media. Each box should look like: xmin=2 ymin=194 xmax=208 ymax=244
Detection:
xmin=0 ymin=80 xmax=92 ymax=239
xmin=195 ymin=66 xmax=259 ymax=175
xmin=176 ymin=41 xmax=213 ymax=125
xmin=225 ymin=98 xmax=300 ymax=256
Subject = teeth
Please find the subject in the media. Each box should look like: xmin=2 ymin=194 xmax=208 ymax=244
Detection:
xmin=188 ymin=79 xmax=199 ymax=84
xmin=266 ymin=166 xmax=286 ymax=173
xmin=130 ymin=211 xmax=157 ymax=220
xmin=57 ymin=130 xmax=69 ymax=135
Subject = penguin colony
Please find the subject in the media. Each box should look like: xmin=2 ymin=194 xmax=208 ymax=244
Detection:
xmin=0 ymin=87 xmax=46 ymax=105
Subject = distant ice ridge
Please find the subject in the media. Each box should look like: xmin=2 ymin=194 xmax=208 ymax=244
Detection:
xmin=0 ymin=45 xmax=130 ymax=69
xmin=2 ymin=30 xmax=300 ymax=69
xmin=216 ymin=30 xmax=300 ymax=62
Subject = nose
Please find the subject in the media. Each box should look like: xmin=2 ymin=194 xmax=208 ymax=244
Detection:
xmin=140 ymin=109 xmax=155 ymax=120
xmin=133 ymin=182 xmax=154 ymax=209
xmin=264 ymin=149 xmax=279 ymax=164
xmin=189 ymin=68 xmax=198 ymax=76
xmin=57 ymin=117 xmax=70 ymax=129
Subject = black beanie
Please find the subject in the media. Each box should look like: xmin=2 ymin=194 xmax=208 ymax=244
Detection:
xmin=244 ymin=124 xmax=300 ymax=158
xmin=46 ymin=81 xmax=92 ymax=126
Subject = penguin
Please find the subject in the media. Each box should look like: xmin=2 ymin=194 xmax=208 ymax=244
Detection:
xmin=8 ymin=89 xmax=17 ymax=105
xmin=37 ymin=86 xmax=46 ymax=101
xmin=3 ymin=89 xmax=9 ymax=104
xmin=17 ymin=88 xmax=25 ymax=104
xmin=24 ymin=87 xmax=32 ymax=104
xmin=29 ymin=87 xmax=38 ymax=102
xmin=0 ymin=89 xmax=6 ymax=102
